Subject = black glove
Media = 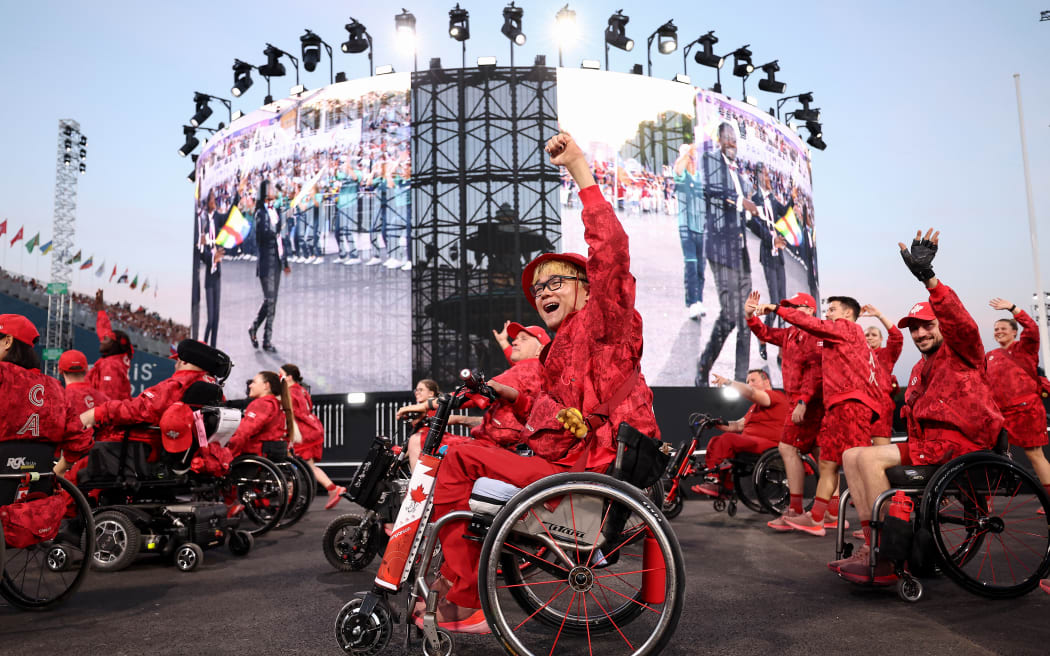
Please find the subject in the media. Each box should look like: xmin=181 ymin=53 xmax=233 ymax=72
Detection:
xmin=900 ymin=235 xmax=937 ymax=282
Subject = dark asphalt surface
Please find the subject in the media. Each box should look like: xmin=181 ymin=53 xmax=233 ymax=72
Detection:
xmin=3 ymin=495 xmax=1049 ymax=656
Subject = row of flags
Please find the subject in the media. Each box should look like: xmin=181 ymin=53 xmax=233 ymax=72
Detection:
xmin=1 ymin=219 xmax=156 ymax=295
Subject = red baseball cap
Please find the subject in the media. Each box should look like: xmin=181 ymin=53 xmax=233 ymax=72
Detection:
xmin=0 ymin=314 xmax=39 ymax=346
xmin=521 ymin=252 xmax=588 ymax=310
xmin=168 ymin=344 xmax=179 ymax=360
xmin=897 ymin=301 xmax=937 ymax=328
xmin=506 ymin=322 xmax=552 ymax=346
xmin=779 ymin=292 xmax=817 ymax=311
xmin=159 ymin=402 xmax=195 ymax=453
xmin=58 ymin=349 xmax=88 ymax=373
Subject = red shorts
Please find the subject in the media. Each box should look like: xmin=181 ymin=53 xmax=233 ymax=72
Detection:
xmin=817 ymin=401 xmax=873 ymax=464
xmin=1002 ymin=401 xmax=1049 ymax=448
xmin=292 ymin=438 xmax=323 ymax=462
xmin=780 ymin=402 xmax=824 ymax=454
xmin=903 ymin=426 xmax=982 ymax=466
xmin=869 ymin=399 xmax=896 ymax=438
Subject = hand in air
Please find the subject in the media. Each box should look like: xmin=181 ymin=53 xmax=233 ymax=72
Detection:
xmin=557 ymin=407 xmax=588 ymax=439
xmin=492 ymin=320 xmax=510 ymax=346
xmin=755 ymin=303 xmax=778 ymax=317
xmin=898 ymin=229 xmax=939 ymax=282
xmin=989 ymin=298 xmax=1014 ymax=312
xmin=859 ymin=304 xmax=881 ymax=318
xmin=710 ymin=374 xmax=731 ymax=387
xmin=744 ymin=291 xmax=761 ymax=318
xmin=545 ymin=133 xmax=584 ymax=168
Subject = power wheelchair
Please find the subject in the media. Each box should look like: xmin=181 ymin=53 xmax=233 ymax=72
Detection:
xmin=834 ymin=430 xmax=1050 ymax=601
xmin=0 ymin=440 xmax=95 ymax=610
xmin=334 ymin=370 xmax=685 ymax=656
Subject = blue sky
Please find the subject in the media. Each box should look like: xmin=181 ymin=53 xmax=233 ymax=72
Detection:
xmin=1 ymin=1 xmax=1048 ymax=376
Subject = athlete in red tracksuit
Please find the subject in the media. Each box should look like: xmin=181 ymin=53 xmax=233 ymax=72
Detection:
xmin=424 ymin=133 xmax=660 ymax=632
xmin=86 ymin=292 xmax=133 ymax=400
xmin=279 ymin=363 xmax=348 ymax=510
xmin=860 ymin=305 xmax=904 ymax=445
xmin=58 ymin=349 xmax=110 ymax=463
xmin=834 ymin=229 xmax=1003 ymax=584
xmin=226 ymin=371 xmax=286 ymax=458
xmin=0 ymin=314 xmax=91 ymax=474
xmin=746 ymin=291 xmax=826 ymax=529
xmin=761 ymin=295 xmax=880 ymax=537
xmin=984 ymin=299 xmax=1050 ymax=491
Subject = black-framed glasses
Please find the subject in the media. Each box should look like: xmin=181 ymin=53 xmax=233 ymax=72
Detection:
xmin=530 ymin=275 xmax=588 ymax=297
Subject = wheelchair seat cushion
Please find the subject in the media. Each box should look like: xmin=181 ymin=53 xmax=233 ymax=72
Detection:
xmin=469 ymin=477 xmax=522 ymax=515
xmin=885 ymin=465 xmax=939 ymax=488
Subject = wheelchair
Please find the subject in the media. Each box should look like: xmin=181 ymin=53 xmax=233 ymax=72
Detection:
xmin=834 ymin=430 xmax=1050 ymax=602
xmin=77 ymin=398 xmax=287 ymax=573
xmin=334 ymin=371 xmax=684 ymax=656
xmin=260 ymin=439 xmax=315 ymax=530
xmin=0 ymin=440 xmax=95 ymax=610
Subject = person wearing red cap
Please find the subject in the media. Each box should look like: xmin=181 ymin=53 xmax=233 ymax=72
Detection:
xmin=832 ymin=229 xmax=1003 ymax=584
xmin=753 ymin=293 xmax=881 ymax=537
xmin=745 ymin=291 xmax=828 ymax=531
xmin=87 ymin=289 xmax=134 ymax=401
xmin=0 ymin=315 xmax=91 ymax=474
xmin=691 ymin=370 xmax=788 ymax=498
xmin=985 ymin=297 xmax=1050 ymax=493
xmin=279 ymin=363 xmax=345 ymax=510
xmin=59 ymin=349 xmax=109 ymax=454
xmin=860 ymin=305 xmax=904 ymax=447
xmin=226 ymin=371 xmax=287 ymax=458
xmin=420 ymin=133 xmax=660 ymax=633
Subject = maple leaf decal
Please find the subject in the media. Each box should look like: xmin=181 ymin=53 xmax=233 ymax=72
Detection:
xmin=410 ymin=484 xmax=427 ymax=503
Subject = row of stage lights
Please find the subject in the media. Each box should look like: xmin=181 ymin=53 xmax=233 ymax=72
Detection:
xmin=180 ymin=5 xmax=827 ymax=177
xmin=64 ymin=125 xmax=88 ymax=174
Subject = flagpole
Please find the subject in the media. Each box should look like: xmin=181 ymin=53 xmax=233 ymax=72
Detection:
xmin=1013 ymin=73 xmax=1050 ymax=371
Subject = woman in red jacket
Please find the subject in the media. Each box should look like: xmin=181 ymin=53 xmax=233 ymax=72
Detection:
xmin=227 ymin=371 xmax=286 ymax=458
xmin=280 ymin=363 xmax=346 ymax=509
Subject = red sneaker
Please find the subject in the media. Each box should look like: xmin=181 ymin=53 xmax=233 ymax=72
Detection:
xmin=690 ymin=481 xmax=721 ymax=497
xmin=783 ymin=511 xmax=826 ymax=537
xmin=851 ymin=529 xmax=866 ymax=540
xmin=1040 ymin=579 xmax=1050 ymax=595
xmin=767 ymin=509 xmax=800 ymax=532
xmin=838 ymin=556 xmax=898 ymax=585
xmin=827 ymin=544 xmax=869 ymax=574
xmin=325 ymin=485 xmax=347 ymax=510
xmin=824 ymin=515 xmax=850 ymax=530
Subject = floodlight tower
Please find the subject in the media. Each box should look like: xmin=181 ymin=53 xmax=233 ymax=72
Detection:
xmin=44 ymin=119 xmax=87 ymax=376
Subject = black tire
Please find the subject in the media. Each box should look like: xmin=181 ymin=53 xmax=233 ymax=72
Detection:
xmin=293 ymin=456 xmax=318 ymax=506
xmin=753 ymin=449 xmax=817 ymax=515
xmin=731 ymin=462 xmax=765 ymax=514
xmin=334 ymin=596 xmax=393 ymax=654
xmin=0 ymin=477 xmax=95 ymax=611
xmin=225 ymin=456 xmax=288 ymax=536
xmin=174 ymin=542 xmax=204 ymax=572
xmin=480 ymin=472 xmax=685 ymax=655
xmin=228 ymin=530 xmax=254 ymax=556
xmin=662 ymin=486 xmax=684 ymax=520
xmin=923 ymin=454 xmax=1050 ymax=599
xmin=323 ymin=513 xmax=380 ymax=572
xmin=90 ymin=510 xmax=141 ymax=572
xmin=276 ymin=459 xmax=311 ymax=529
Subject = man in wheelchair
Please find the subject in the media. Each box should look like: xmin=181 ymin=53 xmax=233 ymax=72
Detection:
xmin=423 ymin=133 xmax=661 ymax=633
xmin=691 ymin=370 xmax=788 ymax=498
xmin=832 ymin=230 xmax=1003 ymax=584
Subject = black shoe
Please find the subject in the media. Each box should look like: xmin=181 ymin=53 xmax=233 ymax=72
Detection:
xmin=248 ymin=326 xmax=259 ymax=349
xmin=263 ymin=343 xmax=277 ymax=353
xmin=759 ymin=343 xmax=767 ymax=360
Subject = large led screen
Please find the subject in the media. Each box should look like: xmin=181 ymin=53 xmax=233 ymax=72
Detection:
xmin=192 ymin=74 xmax=412 ymax=396
xmin=556 ymin=69 xmax=818 ymax=388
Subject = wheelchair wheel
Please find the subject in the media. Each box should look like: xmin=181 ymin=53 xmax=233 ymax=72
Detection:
xmin=753 ymin=449 xmax=817 ymax=515
xmin=480 ymin=472 xmax=684 ymax=655
xmin=731 ymin=463 xmax=765 ymax=514
xmin=0 ymin=477 xmax=95 ymax=611
xmin=228 ymin=530 xmax=254 ymax=557
xmin=323 ymin=513 xmax=380 ymax=572
xmin=225 ymin=456 xmax=288 ymax=536
xmin=91 ymin=509 xmax=141 ymax=572
xmin=276 ymin=458 xmax=311 ymax=529
xmin=293 ymin=456 xmax=318 ymax=507
xmin=174 ymin=542 xmax=203 ymax=572
xmin=661 ymin=484 xmax=684 ymax=520
xmin=421 ymin=629 xmax=453 ymax=656
xmin=334 ymin=596 xmax=393 ymax=655
xmin=923 ymin=454 xmax=1050 ymax=599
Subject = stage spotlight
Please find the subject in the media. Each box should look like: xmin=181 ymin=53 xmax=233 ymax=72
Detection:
xmin=757 ymin=60 xmax=786 ymax=93
xmin=605 ymin=10 xmax=634 ymax=52
xmin=64 ymin=139 xmax=71 ymax=152
xmin=732 ymin=46 xmax=754 ymax=77
xmin=259 ymin=44 xmax=286 ymax=78
xmin=376 ymin=64 xmax=395 ymax=75
xmin=335 ymin=72 xmax=347 ymax=83
xmin=534 ymin=54 xmax=546 ymax=66
xmin=342 ymin=19 xmax=370 ymax=53
xmin=721 ymin=384 xmax=741 ymax=401
xmin=477 ymin=56 xmax=497 ymax=67
xmin=301 ymin=31 xmax=321 ymax=72
xmin=555 ymin=5 xmax=578 ymax=48
xmin=449 ymin=4 xmax=469 ymax=41
xmin=178 ymin=126 xmax=199 ymax=158
xmin=79 ymin=148 xmax=86 ymax=159
xmin=794 ymin=92 xmax=820 ymax=122
xmin=187 ymin=168 xmax=196 ymax=183
xmin=631 ymin=63 xmax=643 ymax=75
xmin=694 ymin=31 xmax=724 ymax=68
xmin=501 ymin=3 xmax=526 ymax=46
xmin=63 ymin=155 xmax=70 ymax=166
xmin=231 ymin=59 xmax=254 ymax=97
xmin=581 ymin=59 xmax=600 ymax=70
xmin=673 ymin=73 xmax=690 ymax=84
xmin=655 ymin=20 xmax=677 ymax=54
xmin=346 ymin=392 xmax=366 ymax=405
xmin=80 ymin=136 xmax=87 ymax=147
xmin=805 ymin=120 xmax=822 ymax=138
xmin=79 ymin=163 xmax=86 ymax=174
xmin=395 ymin=9 xmax=416 ymax=53
xmin=190 ymin=92 xmax=213 ymax=127
xmin=430 ymin=57 xmax=442 ymax=70
xmin=64 ymin=126 xmax=72 ymax=136
xmin=807 ymin=133 xmax=826 ymax=150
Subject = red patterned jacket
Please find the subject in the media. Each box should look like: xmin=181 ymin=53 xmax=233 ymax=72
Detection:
xmin=985 ymin=310 xmax=1041 ymax=410
xmin=902 ymin=283 xmax=1003 ymax=460
xmin=86 ymin=311 xmax=131 ymax=401
xmin=776 ymin=307 xmax=881 ymax=416
xmin=64 ymin=381 xmax=109 ymax=453
xmin=0 ymin=363 xmax=92 ymax=461
xmin=747 ymin=317 xmax=823 ymax=405
xmin=228 ymin=395 xmax=286 ymax=457
xmin=93 ymin=369 xmax=212 ymax=453
xmin=465 ymin=358 xmax=544 ymax=448
xmin=874 ymin=326 xmax=904 ymax=412
xmin=518 ymin=185 xmax=660 ymax=470
xmin=288 ymin=384 xmax=324 ymax=445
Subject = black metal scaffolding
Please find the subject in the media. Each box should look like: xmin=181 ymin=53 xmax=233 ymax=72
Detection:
xmin=410 ymin=65 xmax=560 ymax=385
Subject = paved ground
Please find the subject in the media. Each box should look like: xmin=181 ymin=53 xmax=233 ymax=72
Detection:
xmin=4 ymin=494 xmax=1048 ymax=655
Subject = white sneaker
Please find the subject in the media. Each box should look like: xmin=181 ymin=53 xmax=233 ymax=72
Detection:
xmin=343 ymin=257 xmax=362 ymax=265
xmin=364 ymin=256 xmax=382 ymax=266
xmin=311 ymin=255 xmax=323 ymax=264
xmin=382 ymin=258 xmax=401 ymax=268
xmin=687 ymin=302 xmax=707 ymax=319
xmin=400 ymin=260 xmax=412 ymax=271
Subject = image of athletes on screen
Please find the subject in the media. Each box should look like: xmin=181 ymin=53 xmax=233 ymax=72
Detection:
xmin=556 ymin=69 xmax=817 ymax=388
xmin=191 ymin=74 xmax=412 ymax=396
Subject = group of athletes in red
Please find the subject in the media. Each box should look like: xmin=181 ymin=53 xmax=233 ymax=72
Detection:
xmin=2 ymin=132 xmax=1049 ymax=630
